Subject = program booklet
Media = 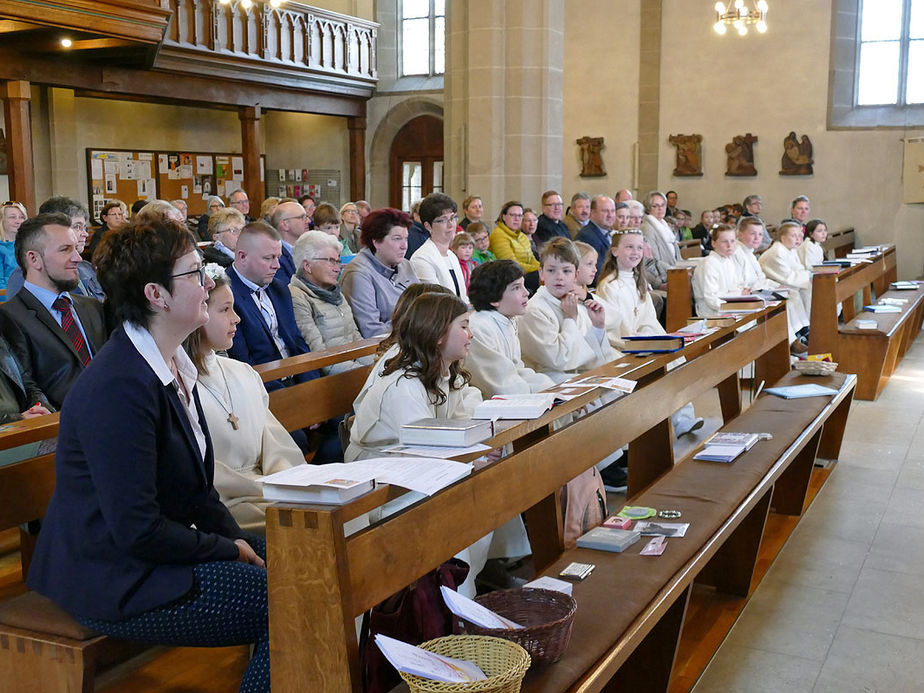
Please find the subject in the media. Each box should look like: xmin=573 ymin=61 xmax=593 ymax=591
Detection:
xmin=575 ymin=526 xmax=641 ymax=553
xmin=473 ymin=393 xmax=556 ymax=419
xmin=374 ymin=634 xmax=486 ymax=683
xmin=704 ymin=431 xmax=761 ymax=451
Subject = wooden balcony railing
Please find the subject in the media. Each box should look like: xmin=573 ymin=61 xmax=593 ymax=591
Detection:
xmin=158 ymin=0 xmax=377 ymax=95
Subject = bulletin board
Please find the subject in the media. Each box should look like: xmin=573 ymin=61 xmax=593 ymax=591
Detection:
xmin=266 ymin=167 xmax=342 ymax=207
xmin=86 ymin=149 xmax=266 ymax=219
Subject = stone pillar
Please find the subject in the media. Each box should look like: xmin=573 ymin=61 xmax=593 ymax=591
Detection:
xmin=239 ymin=105 xmax=264 ymax=210
xmin=48 ymin=88 xmax=79 ymax=202
xmin=637 ymin=0 xmax=662 ymax=195
xmin=445 ymin=0 xmax=564 ymax=218
xmin=2 ymin=80 xmax=35 ymax=213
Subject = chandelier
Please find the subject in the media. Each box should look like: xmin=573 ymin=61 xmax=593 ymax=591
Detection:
xmin=714 ymin=0 xmax=768 ymax=36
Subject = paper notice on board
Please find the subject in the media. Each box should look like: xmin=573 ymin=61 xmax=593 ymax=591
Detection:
xmin=137 ymin=152 xmax=153 ymax=161
xmin=232 ymin=156 xmax=244 ymax=176
xmin=91 ymin=159 xmax=103 ymax=180
xmin=195 ymin=156 xmax=213 ymax=175
xmin=178 ymin=164 xmax=193 ymax=179
xmin=167 ymin=168 xmax=180 ymax=180
xmin=158 ymin=154 xmax=169 ymax=173
xmin=180 ymin=185 xmax=189 ymax=199
xmin=104 ymin=159 xmax=119 ymax=174
xmin=105 ymin=174 xmax=117 ymax=194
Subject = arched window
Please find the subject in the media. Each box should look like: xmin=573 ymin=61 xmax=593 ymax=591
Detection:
xmin=400 ymin=0 xmax=445 ymax=77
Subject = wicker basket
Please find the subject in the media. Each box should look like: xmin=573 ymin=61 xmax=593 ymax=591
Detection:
xmin=459 ymin=588 xmax=577 ymax=665
xmin=399 ymin=635 xmax=531 ymax=693
xmin=793 ymin=360 xmax=838 ymax=376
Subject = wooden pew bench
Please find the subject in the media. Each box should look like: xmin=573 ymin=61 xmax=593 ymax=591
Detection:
xmin=0 ymin=416 xmax=141 ymax=693
xmin=520 ymin=371 xmax=854 ymax=692
xmin=807 ymin=246 xmax=913 ymax=400
xmin=837 ymin=285 xmax=924 ymax=400
xmin=822 ymin=227 xmax=856 ymax=260
xmin=263 ymin=303 xmax=810 ymax=691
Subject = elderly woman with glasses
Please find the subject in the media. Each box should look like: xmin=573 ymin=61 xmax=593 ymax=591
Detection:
xmin=196 ymin=195 xmax=226 ymax=242
xmin=339 ymin=202 xmax=361 ymax=255
xmin=202 ymin=208 xmax=246 ymax=268
xmin=0 ymin=201 xmax=27 ymax=289
xmin=288 ymin=231 xmax=372 ymax=376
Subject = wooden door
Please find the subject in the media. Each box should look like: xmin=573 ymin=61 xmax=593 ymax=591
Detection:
xmin=389 ymin=115 xmax=444 ymax=211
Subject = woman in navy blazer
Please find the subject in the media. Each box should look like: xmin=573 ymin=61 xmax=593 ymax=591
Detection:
xmin=27 ymin=218 xmax=270 ymax=692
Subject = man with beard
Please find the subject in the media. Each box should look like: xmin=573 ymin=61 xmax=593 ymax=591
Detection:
xmin=1 ymin=213 xmax=107 ymax=408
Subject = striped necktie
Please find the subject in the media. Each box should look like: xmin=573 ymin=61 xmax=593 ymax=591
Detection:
xmin=52 ymin=295 xmax=91 ymax=366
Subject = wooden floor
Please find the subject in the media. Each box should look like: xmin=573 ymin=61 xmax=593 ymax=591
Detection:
xmin=0 ymin=466 xmax=830 ymax=692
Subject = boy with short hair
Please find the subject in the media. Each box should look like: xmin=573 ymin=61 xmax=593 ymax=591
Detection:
xmin=519 ymin=238 xmax=615 ymax=383
xmin=469 ymin=222 xmax=496 ymax=265
xmin=467 ymin=260 xmax=555 ymax=397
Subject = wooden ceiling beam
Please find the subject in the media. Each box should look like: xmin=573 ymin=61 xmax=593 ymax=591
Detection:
xmin=0 ymin=0 xmax=171 ymax=44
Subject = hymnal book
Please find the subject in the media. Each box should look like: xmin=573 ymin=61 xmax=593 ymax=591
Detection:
xmin=440 ymin=586 xmax=522 ymax=630
xmin=891 ymin=281 xmax=919 ymax=291
xmin=473 ymin=393 xmax=555 ymax=420
xmin=620 ymin=335 xmax=684 ymax=354
xmin=571 ymin=375 xmax=637 ymax=393
xmin=634 ymin=521 xmax=690 ymax=537
xmin=719 ymin=296 xmax=766 ymax=313
xmin=575 ymin=526 xmax=641 ymax=553
xmin=689 ymin=317 xmax=736 ymax=328
xmin=812 ymin=265 xmax=842 ymax=275
xmin=764 ymin=384 xmax=839 ymax=399
xmin=374 ymin=634 xmax=486 ymax=683
xmin=694 ymin=444 xmax=747 ymax=463
xmin=863 ymin=304 xmax=901 ymax=313
xmin=704 ymin=431 xmax=761 ymax=450
xmin=822 ymin=259 xmax=852 ymax=267
xmin=399 ymin=418 xmax=493 ymax=447
xmin=260 ymin=463 xmax=376 ymax=504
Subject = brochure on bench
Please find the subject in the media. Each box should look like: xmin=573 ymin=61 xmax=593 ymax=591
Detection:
xmin=374 ymin=634 xmax=487 ymax=683
xmin=634 ymin=521 xmax=690 ymax=537
xmin=704 ymin=431 xmax=761 ymax=450
xmin=524 ymin=576 xmax=574 ymax=595
xmin=694 ymin=444 xmax=747 ymax=463
xmin=763 ymin=384 xmax=839 ymax=399
xmin=571 ymin=375 xmax=637 ymax=393
xmin=473 ymin=393 xmax=556 ymax=419
xmin=399 ymin=418 xmax=494 ymax=447
xmin=890 ymin=281 xmax=920 ymax=291
xmin=260 ymin=457 xmax=473 ymax=502
xmin=382 ymin=443 xmax=491 ymax=459
xmin=440 ymin=586 xmax=523 ymax=630
xmin=863 ymin=303 xmax=901 ymax=313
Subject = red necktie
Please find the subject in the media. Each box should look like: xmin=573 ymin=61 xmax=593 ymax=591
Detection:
xmin=52 ymin=296 xmax=91 ymax=366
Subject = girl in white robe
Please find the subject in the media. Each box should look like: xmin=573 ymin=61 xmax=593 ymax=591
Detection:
xmin=759 ymin=222 xmax=813 ymax=317
xmin=798 ymin=219 xmax=827 ymax=271
xmin=184 ymin=266 xmax=306 ymax=535
xmin=596 ymin=230 xmax=701 ymax=435
xmin=692 ymin=225 xmax=746 ymax=317
xmin=345 ymin=291 xmax=493 ymax=597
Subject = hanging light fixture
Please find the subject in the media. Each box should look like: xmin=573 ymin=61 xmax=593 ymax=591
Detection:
xmin=714 ymin=0 xmax=768 ymax=36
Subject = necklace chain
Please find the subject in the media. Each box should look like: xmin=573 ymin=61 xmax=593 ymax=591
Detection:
xmin=199 ymin=356 xmax=239 ymax=430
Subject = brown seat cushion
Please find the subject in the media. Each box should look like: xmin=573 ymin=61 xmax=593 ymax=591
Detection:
xmin=0 ymin=591 xmax=99 ymax=641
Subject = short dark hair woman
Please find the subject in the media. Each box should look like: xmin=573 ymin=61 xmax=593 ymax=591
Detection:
xmin=339 ymin=207 xmax=420 ymax=338
xmin=26 ymin=218 xmax=270 ymax=692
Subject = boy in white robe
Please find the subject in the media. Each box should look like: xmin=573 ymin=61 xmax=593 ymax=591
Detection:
xmin=692 ymin=225 xmax=746 ymax=317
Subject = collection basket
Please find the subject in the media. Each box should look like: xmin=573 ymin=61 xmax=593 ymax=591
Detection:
xmin=793 ymin=359 xmax=838 ymax=376
xmin=398 ymin=635 xmax=531 ymax=693
xmin=459 ymin=588 xmax=577 ymax=665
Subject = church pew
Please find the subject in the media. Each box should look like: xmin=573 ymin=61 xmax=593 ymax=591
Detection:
xmin=822 ymin=227 xmax=856 ymax=260
xmin=0 ymin=415 xmax=139 ymax=693
xmin=807 ymin=246 xmax=914 ymax=399
xmin=263 ymin=303 xmax=852 ymax=692
xmin=678 ymin=238 xmax=703 ymax=259
xmin=665 ymin=267 xmax=694 ymax=331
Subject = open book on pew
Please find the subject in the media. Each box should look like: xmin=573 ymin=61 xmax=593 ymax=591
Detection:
xmin=260 ymin=457 xmax=473 ymax=504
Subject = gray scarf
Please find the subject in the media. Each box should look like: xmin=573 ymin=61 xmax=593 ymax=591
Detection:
xmin=300 ymin=276 xmax=343 ymax=305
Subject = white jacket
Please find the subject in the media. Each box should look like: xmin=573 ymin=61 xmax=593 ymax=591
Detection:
xmin=692 ymin=251 xmax=745 ymax=317
xmin=410 ymin=239 xmax=469 ymax=302
xmin=519 ymin=286 xmax=615 ymax=383
xmin=595 ymin=270 xmax=660 ymax=350
xmin=466 ymin=310 xmax=554 ymax=397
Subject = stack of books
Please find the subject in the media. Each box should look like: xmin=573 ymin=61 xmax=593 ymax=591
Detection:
xmin=693 ymin=431 xmax=761 ymax=463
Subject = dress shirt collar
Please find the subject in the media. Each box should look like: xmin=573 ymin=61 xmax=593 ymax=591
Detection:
xmin=24 ymin=280 xmax=72 ymax=315
xmin=230 ymin=264 xmax=264 ymax=292
xmin=123 ymin=320 xmax=198 ymax=389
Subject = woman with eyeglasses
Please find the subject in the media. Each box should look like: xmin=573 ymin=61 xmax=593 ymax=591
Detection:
xmin=196 ymin=195 xmax=226 ymax=242
xmin=0 ymin=201 xmax=27 ymax=289
xmin=202 ymin=208 xmax=246 ymax=268
xmin=289 ymin=231 xmax=373 ymax=375
xmin=339 ymin=202 xmax=362 ymax=254
xmin=26 ymin=217 xmax=270 ymax=692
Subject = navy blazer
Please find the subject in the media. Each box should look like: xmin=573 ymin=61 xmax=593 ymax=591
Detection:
xmin=535 ymin=214 xmax=571 ymax=246
xmin=575 ymin=220 xmax=612 ymax=284
xmin=27 ymin=328 xmax=244 ymax=621
xmin=277 ymin=244 xmax=296 ymax=286
xmin=226 ymin=265 xmax=318 ymax=391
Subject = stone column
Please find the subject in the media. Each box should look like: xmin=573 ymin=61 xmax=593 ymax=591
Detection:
xmin=637 ymin=0 xmax=662 ymax=195
xmin=2 ymin=80 xmax=35 ymax=213
xmin=445 ymin=0 xmax=564 ymax=218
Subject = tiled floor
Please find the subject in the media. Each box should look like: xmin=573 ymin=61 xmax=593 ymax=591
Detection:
xmin=693 ymin=336 xmax=924 ymax=692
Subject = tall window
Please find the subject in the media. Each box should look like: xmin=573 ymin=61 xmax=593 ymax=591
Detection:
xmin=400 ymin=0 xmax=445 ymax=77
xmin=857 ymin=0 xmax=923 ymax=105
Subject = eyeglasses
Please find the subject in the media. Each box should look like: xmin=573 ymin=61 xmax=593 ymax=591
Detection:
xmin=432 ymin=214 xmax=459 ymax=225
xmin=544 ymin=202 xmax=564 ymax=208
xmin=283 ymin=214 xmax=309 ymax=222
xmin=221 ymin=226 xmax=243 ymax=235
xmin=171 ymin=266 xmax=207 ymax=286
xmin=2 ymin=201 xmax=23 ymax=207
xmin=312 ymin=256 xmax=342 ymax=267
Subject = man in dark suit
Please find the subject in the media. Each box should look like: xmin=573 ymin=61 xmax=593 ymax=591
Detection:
xmin=270 ymin=200 xmax=309 ymax=285
xmin=226 ymin=221 xmax=318 ymax=392
xmin=575 ymin=195 xmax=616 ymax=284
xmin=1 ymin=213 xmax=107 ymax=409
xmin=535 ymin=190 xmax=571 ymax=246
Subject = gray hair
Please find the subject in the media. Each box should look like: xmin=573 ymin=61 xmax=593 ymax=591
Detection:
xmin=293 ymin=230 xmax=341 ymax=276
xmin=643 ymin=190 xmax=666 ymax=212
xmin=624 ymin=199 xmax=645 ymax=214
xmin=206 ymin=196 xmax=225 ymax=210
xmin=208 ymin=208 xmax=246 ymax=238
xmin=791 ymin=195 xmax=810 ymax=208
xmin=570 ymin=191 xmax=591 ymax=205
xmin=135 ymin=199 xmax=183 ymax=223
xmin=743 ymin=194 xmax=761 ymax=207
